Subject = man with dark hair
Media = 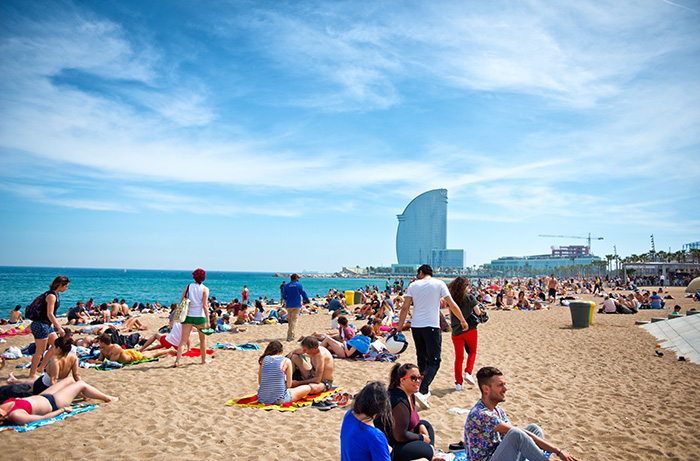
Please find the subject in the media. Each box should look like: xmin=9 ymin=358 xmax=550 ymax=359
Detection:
xmin=282 ymin=273 xmax=310 ymax=341
xmin=88 ymin=334 xmax=170 ymax=365
xmin=465 ymin=366 xmax=578 ymax=461
xmin=395 ymin=264 xmax=469 ymax=409
xmin=287 ymin=336 xmax=334 ymax=394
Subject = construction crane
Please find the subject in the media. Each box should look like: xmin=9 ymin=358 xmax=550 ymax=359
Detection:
xmin=538 ymin=233 xmax=604 ymax=254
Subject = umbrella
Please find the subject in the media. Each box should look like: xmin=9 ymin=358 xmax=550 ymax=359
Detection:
xmin=686 ymin=277 xmax=700 ymax=293
xmin=488 ymin=284 xmax=501 ymax=290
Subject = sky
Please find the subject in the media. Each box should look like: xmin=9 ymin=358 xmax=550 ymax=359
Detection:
xmin=0 ymin=0 xmax=699 ymax=273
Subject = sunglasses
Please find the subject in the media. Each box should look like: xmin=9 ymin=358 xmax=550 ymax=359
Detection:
xmin=401 ymin=374 xmax=423 ymax=382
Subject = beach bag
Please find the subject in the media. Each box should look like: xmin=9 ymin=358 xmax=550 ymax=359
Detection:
xmin=173 ymin=285 xmax=190 ymax=323
xmin=25 ymin=292 xmax=48 ymax=321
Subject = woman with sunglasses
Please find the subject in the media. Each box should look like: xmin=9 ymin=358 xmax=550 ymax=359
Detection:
xmin=375 ymin=363 xmax=437 ymax=461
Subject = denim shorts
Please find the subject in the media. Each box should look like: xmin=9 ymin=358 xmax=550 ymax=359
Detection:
xmin=30 ymin=321 xmax=54 ymax=340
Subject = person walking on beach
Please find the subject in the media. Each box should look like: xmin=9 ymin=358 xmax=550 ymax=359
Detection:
xmin=394 ymin=265 xmax=469 ymax=409
xmin=28 ymin=276 xmax=69 ymax=379
xmin=465 ymin=366 xmax=578 ymax=461
xmin=174 ymin=269 xmax=211 ymax=367
xmin=281 ymin=274 xmax=309 ymax=341
xmin=547 ymin=275 xmax=558 ymax=303
xmin=448 ymin=276 xmax=482 ymax=391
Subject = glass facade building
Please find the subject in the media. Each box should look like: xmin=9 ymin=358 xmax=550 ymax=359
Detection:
xmin=396 ymin=189 xmax=463 ymax=269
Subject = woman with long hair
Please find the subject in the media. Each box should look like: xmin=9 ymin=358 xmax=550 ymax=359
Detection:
xmin=447 ymin=276 xmax=482 ymax=390
xmin=7 ymin=335 xmax=81 ymax=394
xmin=174 ymin=269 xmax=211 ymax=367
xmin=257 ymin=340 xmax=311 ymax=405
xmin=340 ymin=381 xmax=392 ymax=461
xmin=28 ymin=276 xmax=70 ymax=379
xmin=375 ymin=363 xmax=436 ymax=461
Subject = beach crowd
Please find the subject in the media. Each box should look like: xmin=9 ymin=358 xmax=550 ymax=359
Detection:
xmin=3 ymin=267 xmax=697 ymax=460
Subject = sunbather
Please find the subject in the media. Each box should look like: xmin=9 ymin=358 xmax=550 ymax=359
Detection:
xmin=0 ymin=378 xmax=117 ymax=426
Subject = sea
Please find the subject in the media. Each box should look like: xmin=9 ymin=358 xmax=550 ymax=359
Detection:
xmin=0 ymin=266 xmax=393 ymax=320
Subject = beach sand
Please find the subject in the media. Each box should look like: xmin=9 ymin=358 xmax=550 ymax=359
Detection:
xmin=2 ymin=287 xmax=700 ymax=460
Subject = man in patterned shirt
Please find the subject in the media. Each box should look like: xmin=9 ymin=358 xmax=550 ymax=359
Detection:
xmin=464 ymin=367 xmax=578 ymax=461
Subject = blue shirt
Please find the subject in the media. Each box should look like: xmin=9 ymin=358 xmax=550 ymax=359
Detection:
xmin=282 ymin=281 xmax=310 ymax=308
xmin=340 ymin=410 xmax=391 ymax=461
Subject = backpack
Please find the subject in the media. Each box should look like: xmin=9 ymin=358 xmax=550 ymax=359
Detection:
xmin=25 ymin=292 xmax=48 ymax=321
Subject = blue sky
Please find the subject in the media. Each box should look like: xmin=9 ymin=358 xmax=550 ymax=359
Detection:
xmin=0 ymin=0 xmax=699 ymax=272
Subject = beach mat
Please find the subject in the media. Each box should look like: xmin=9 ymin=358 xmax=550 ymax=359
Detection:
xmin=0 ymin=403 xmax=98 ymax=432
xmin=225 ymin=387 xmax=340 ymax=412
xmin=95 ymin=357 xmax=159 ymax=370
xmin=182 ymin=348 xmax=215 ymax=357
xmin=0 ymin=328 xmax=31 ymax=337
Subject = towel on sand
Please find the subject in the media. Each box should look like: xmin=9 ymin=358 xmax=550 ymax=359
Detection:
xmin=0 ymin=404 xmax=98 ymax=432
xmin=225 ymin=387 xmax=340 ymax=412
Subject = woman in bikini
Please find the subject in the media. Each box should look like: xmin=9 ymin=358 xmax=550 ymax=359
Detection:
xmin=7 ymin=336 xmax=80 ymax=394
xmin=0 ymin=379 xmax=117 ymax=426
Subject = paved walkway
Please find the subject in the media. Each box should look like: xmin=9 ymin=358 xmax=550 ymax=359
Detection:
xmin=641 ymin=314 xmax=700 ymax=364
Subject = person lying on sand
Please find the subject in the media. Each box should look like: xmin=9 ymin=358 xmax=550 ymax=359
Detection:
xmin=0 ymin=378 xmax=117 ymax=426
xmin=86 ymin=333 xmax=170 ymax=365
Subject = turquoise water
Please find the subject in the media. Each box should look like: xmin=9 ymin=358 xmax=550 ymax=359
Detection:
xmin=0 ymin=266 xmax=393 ymax=320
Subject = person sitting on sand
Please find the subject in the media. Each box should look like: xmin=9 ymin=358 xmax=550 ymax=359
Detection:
xmin=226 ymin=298 xmax=242 ymax=316
xmin=234 ymin=304 xmax=253 ymax=324
xmin=287 ymin=336 xmax=335 ymax=394
xmin=465 ymin=366 xmax=578 ymax=461
xmin=257 ymin=340 xmax=312 ymax=405
xmin=9 ymin=305 xmax=24 ymax=324
xmin=320 ymin=325 xmax=374 ymax=359
xmin=88 ymin=334 xmax=170 ymax=365
xmin=67 ymin=301 xmax=91 ymax=325
xmin=375 ymin=363 xmax=438 ymax=461
xmin=650 ymin=291 xmax=665 ymax=309
xmin=7 ymin=336 xmax=81 ymax=394
xmin=340 ymin=381 xmax=392 ymax=461
xmin=0 ymin=378 xmax=118 ymax=426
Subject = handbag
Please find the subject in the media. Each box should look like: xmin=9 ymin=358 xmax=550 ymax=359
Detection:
xmin=477 ymin=304 xmax=489 ymax=323
xmin=467 ymin=312 xmax=481 ymax=327
xmin=174 ymin=285 xmax=190 ymax=323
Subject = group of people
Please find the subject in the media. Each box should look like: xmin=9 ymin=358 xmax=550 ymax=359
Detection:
xmin=337 ymin=264 xmax=577 ymax=461
xmin=4 ymin=267 xmax=584 ymax=460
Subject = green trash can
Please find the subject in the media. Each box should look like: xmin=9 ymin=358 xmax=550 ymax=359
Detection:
xmin=355 ymin=291 xmax=364 ymax=305
xmin=569 ymin=301 xmax=595 ymax=328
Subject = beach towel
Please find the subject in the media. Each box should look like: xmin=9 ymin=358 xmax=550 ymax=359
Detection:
xmin=225 ymin=387 xmax=340 ymax=412
xmin=236 ymin=343 xmax=259 ymax=351
xmin=95 ymin=357 xmax=159 ymax=370
xmin=0 ymin=328 xmax=31 ymax=337
xmin=182 ymin=348 xmax=215 ymax=357
xmin=0 ymin=403 xmax=98 ymax=432
xmin=338 ymin=351 xmax=399 ymax=362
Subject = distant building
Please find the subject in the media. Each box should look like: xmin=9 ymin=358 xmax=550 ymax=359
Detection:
xmin=395 ymin=189 xmax=464 ymax=269
xmin=484 ymin=245 xmax=602 ymax=272
xmin=683 ymin=241 xmax=700 ymax=251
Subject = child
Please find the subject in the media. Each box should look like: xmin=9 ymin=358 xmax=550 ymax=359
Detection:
xmin=672 ymin=305 xmax=682 ymax=315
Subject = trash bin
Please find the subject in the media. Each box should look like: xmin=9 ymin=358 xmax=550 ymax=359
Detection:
xmin=569 ymin=301 xmax=595 ymax=328
xmin=355 ymin=291 xmax=364 ymax=305
xmin=345 ymin=290 xmax=354 ymax=306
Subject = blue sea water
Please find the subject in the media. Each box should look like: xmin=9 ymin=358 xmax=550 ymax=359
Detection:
xmin=0 ymin=266 xmax=392 ymax=320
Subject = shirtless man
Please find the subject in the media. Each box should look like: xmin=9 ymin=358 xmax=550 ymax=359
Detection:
xmin=88 ymin=334 xmax=170 ymax=365
xmin=547 ymin=275 xmax=558 ymax=303
xmin=287 ymin=336 xmax=335 ymax=394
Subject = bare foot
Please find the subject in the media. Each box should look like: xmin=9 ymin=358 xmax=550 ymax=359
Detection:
xmin=201 ymin=359 xmax=212 ymax=365
xmin=173 ymin=361 xmax=179 ymax=368
xmin=106 ymin=396 xmax=119 ymax=403
xmin=7 ymin=372 xmax=20 ymax=384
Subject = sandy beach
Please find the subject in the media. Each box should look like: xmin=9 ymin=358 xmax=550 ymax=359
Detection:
xmin=2 ymin=286 xmax=699 ymax=460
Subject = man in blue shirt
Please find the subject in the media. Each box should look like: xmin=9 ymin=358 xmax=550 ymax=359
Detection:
xmin=282 ymin=273 xmax=310 ymax=341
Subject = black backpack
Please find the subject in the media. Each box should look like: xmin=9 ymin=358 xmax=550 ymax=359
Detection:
xmin=25 ymin=292 xmax=48 ymax=321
